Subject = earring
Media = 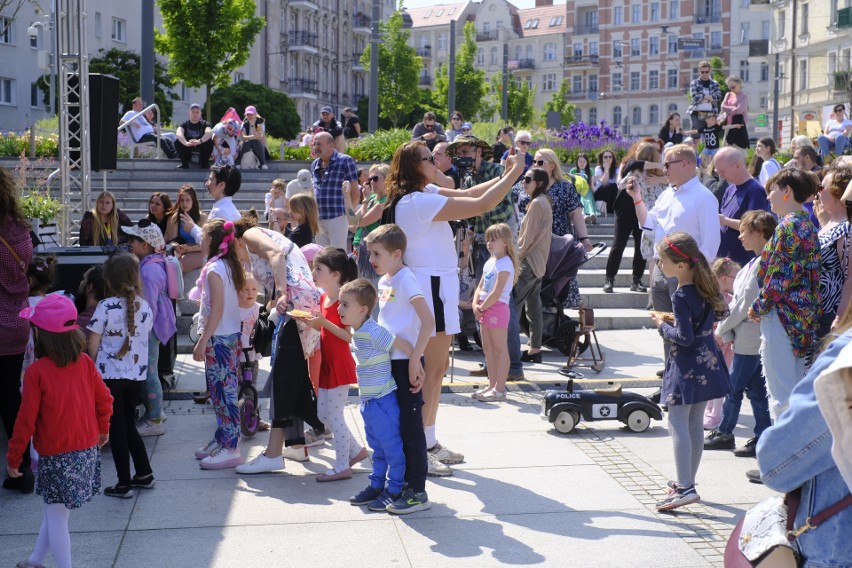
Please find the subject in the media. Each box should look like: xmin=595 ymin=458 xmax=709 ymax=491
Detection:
xmin=783 ymin=194 xmax=789 ymax=201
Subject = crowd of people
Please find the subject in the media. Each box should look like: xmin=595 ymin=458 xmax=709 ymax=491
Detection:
xmin=3 ymin=84 xmax=852 ymax=565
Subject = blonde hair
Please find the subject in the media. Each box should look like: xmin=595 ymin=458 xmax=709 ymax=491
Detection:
xmin=287 ymin=193 xmax=321 ymax=236
xmin=91 ymin=191 xmax=120 ymax=246
xmin=536 ymin=148 xmax=565 ymax=183
xmin=484 ymin=223 xmax=519 ymax=284
xmin=711 ymin=257 xmax=741 ymax=279
xmin=656 ymin=232 xmax=727 ymax=316
xmin=271 ymin=179 xmax=285 ymax=191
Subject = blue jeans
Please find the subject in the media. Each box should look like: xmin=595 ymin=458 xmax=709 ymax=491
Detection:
xmin=145 ymin=331 xmax=163 ymax=421
xmin=360 ymin=392 xmax=406 ymax=495
xmin=718 ymin=354 xmax=771 ymax=439
xmin=817 ymin=134 xmax=850 ymax=158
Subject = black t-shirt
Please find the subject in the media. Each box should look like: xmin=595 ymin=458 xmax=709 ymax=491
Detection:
xmin=699 ymin=125 xmax=723 ymax=150
xmin=285 ymin=223 xmax=313 ymax=248
xmin=343 ymin=116 xmax=361 ymax=139
xmin=492 ymin=142 xmax=507 ymax=163
xmin=313 ymin=119 xmax=343 ymax=139
xmin=181 ymin=119 xmax=211 ymax=141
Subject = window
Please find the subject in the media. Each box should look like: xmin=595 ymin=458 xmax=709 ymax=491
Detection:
xmin=477 ymin=48 xmax=484 ymax=65
xmin=31 ymin=83 xmax=44 ymax=108
xmin=545 ymin=43 xmax=557 ymax=61
xmin=632 ymin=5 xmax=641 ymax=23
xmin=829 ymin=53 xmax=837 ymax=78
xmin=740 ymin=22 xmax=750 ymax=44
xmin=649 ymin=36 xmax=659 ymax=56
xmin=589 ymin=74 xmax=598 ymax=93
xmin=630 ymin=71 xmax=640 ymax=91
xmin=526 ymin=44 xmax=533 ymax=59
xmin=631 ymin=38 xmax=640 ymax=57
xmin=799 ymin=58 xmax=807 ymax=90
xmin=524 ymin=19 xmax=539 ymax=29
xmin=668 ymin=103 xmax=678 ymax=114
xmin=0 ymin=17 xmax=13 ymax=44
xmin=491 ymin=47 xmax=498 ymax=65
xmin=112 ymin=18 xmax=126 ymax=42
xmin=612 ymin=72 xmax=622 ymax=92
xmin=651 ymin=2 xmax=660 ymax=21
xmin=739 ymin=60 xmax=749 ymax=82
xmin=667 ymin=35 xmax=678 ymax=55
xmin=436 ymin=9 xmax=444 ymax=16
xmin=543 ymin=74 xmax=556 ymax=91
xmin=573 ymin=75 xmax=583 ymax=93
xmin=670 ymin=0 xmax=680 ymax=19
xmin=438 ymin=33 xmax=447 ymax=50
xmin=424 ymin=9 xmax=431 ymax=17
xmin=590 ymin=41 xmax=599 ymax=56
xmin=549 ymin=16 xmax=563 ymax=26
xmin=801 ymin=3 xmax=808 ymax=35
xmin=497 ymin=20 xmax=504 ymax=29
xmin=778 ymin=11 xmax=785 ymax=38
xmin=667 ymin=68 xmax=678 ymax=89
xmin=613 ymin=40 xmax=623 ymax=58
xmin=483 ymin=22 xmax=491 ymax=32
xmin=575 ymin=108 xmax=582 ymax=122
xmin=448 ymin=7 xmax=455 ymax=15
xmin=614 ymin=7 xmax=623 ymax=25
xmin=1 ymin=77 xmax=15 ymax=105
xmin=589 ymin=107 xmax=597 ymax=125
xmin=515 ymin=45 xmax=522 ymax=60
xmin=95 ymin=12 xmax=102 ymax=38
xmin=613 ymin=106 xmax=622 ymax=127
xmin=711 ymin=31 xmax=722 ymax=50
xmin=760 ymin=96 xmax=768 ymax=109
xmin=632 ymin=106 xmax=642 ymax=126
xmin=761 ymin=61 xmax=770 ymax=82
xmin=762 ymin=20 xmax=770 ymax=40
xmin=649 ymin=104 xmax=659 ymax=124
xmin=233 ymin=71 xmax=244 ymax=84
xmin=649 ymin=70 xmax=659 ymax=90
xmin=573 ymin=43 xmax=582 ymax=58
xmin=180 ymin=83 xmax=189 ymax=101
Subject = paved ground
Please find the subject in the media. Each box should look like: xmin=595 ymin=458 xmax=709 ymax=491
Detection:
xmin=0 ymin=328 xmax=775 ymax=567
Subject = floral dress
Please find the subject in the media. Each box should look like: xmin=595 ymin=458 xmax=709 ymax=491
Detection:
xmin=659 ymin=285 xmax=731 ymax=406
xmin=248 ymin=228 xmax=321 ymax=356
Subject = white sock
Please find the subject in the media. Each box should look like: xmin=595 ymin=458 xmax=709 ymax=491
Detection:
xmin=425 ymin=425 xmax=438 ymax=450
xmin=46 ymin=503 xmax=72 ymax=568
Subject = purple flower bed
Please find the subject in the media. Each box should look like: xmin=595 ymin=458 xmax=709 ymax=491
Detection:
xmin=533 ymin=121 xmax=634 ymax=164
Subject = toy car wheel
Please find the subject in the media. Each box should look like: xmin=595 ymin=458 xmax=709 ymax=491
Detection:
xmin=625 ymin=409 xmax=651 ymax=433
xmin=553 ymin=409 xmax=580 ymax=434
xmin=238 ymin=385 xmax=260 ymax=438
xmin=188 ymin=321 xmax=199 ymax=344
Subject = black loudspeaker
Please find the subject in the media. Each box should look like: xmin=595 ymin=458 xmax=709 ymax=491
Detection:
xmin=67 ymin=73 xmax=119 ymax=171
xmin=43 ymin=246 xmax=112 ymax=295
xmin=89 ymin=74 xmax=119 ymax=171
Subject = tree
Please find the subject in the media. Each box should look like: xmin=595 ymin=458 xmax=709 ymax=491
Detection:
xmin=434 ymin=22 xmax=487 ymax=120
xmin=360 ymin=7 xmax=422 ymax=127
xmin=209 ymin=80 xmax=301 ymax=139
xmin=486 ymin=73 xmax=536 ymax=127
xmin=155 ymin=0 xmax=264 ymax=121
xmin=710 ymin=56 xmax=729 ymax=98
xmin=542 ymin=80 xmax=576 ymax=127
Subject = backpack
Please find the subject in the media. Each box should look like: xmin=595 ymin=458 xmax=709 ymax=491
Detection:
xmin=571 ymin=173 xmax=590 ymax=197
xmin=149 ymin=253 xmax=185 ymax=300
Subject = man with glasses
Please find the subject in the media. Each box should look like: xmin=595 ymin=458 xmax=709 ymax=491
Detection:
xmin=817 ymin=104 xmax=852 ymax=160
xmin=411 ymin=111 xmax=447 ymax=151
xmin=686 ymin=61 xmax=722 ymax=137
xmin=626 ymin=144 xmax=720 ymax=362
xmin=310 ymin=131 xmax=358 ymax=250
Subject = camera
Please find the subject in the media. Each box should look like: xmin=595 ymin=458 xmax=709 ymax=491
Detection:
xmin=452 ymin=156 xmax=474 ymax=170
xmin=28 ymin=25 xmax=39 ymax=39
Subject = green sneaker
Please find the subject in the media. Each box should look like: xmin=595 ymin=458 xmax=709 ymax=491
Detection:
xmin=386 ymin=488 xmax=432 ymax=515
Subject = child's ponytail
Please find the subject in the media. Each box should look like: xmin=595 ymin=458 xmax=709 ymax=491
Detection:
xmin=656 ymin=232 xmax=728 ymax=316
xmin=103 ymin=252 xmax=144 ymax=359
xmin=314 ymin=247 xmax=358 ymax=285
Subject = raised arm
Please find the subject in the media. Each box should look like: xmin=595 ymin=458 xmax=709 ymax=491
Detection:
xmin=432 ymin=154 xmax=524 ymax=222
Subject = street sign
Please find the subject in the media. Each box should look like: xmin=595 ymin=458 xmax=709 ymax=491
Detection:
xmin=678 ymin=37 xmax=706 ymax=50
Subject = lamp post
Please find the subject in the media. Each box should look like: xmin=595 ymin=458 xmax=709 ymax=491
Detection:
xmin=368 ymin=0 xmax=380 ymax=133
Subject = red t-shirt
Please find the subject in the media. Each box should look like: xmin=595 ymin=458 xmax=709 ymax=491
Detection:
xmin=6 ymin=354 xmax=113 ymax=469
xmin=318 ymin=293 xmax=356 ymax=389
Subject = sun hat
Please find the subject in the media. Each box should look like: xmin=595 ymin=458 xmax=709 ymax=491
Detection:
xmin=244 ymin=105 xmax=258 ymax=116
xmin=300 ymin=243 xmax=323 ymax=263
xmin=121 ymin=220 xmax=166 ymax=253
xmin=446 ymin=135 xmax=493 ymax=160
xmin=19 ymin=293 xmax=79 ymax=333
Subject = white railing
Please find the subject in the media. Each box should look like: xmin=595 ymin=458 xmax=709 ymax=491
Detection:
xmin=117 ymin=103 xmax=165 ymax=159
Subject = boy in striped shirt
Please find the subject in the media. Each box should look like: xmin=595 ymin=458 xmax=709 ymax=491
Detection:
xmin=339 ymin=278 xmax=413 ymax=513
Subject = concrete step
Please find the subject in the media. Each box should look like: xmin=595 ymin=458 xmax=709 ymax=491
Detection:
xmin=578 ymin=287 xmax=650 ymax=309
xmin=565 ymin=307 xmax=654 ymax=330
xmin=575 ymin=269 xmax=646 ymax=288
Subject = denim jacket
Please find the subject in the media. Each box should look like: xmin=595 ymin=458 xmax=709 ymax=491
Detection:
xmin=757 ymin=330 xmax=852 ymax=568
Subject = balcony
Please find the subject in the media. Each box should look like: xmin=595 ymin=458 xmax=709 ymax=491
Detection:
xmin=564 ymin=54 xmax=599 ymax=67
xmin=353 ymin=13 xmax=371 ymax=33
xmin=289 ymin=30 xmax=319 ymax=53
xmin=287 ymin=78 xmax=319 ymax=98
xmin=516 ymin=58 xmax=535 ymax=69
xmin=416 ymin=46 xmax=432 ymax=58
xmin=419 ymin=75 xmax=432 ymax=86
xmin=565 ymin=89 xmax=597 ymax=101
xmin=476 ymin=30 xmax=499 ymax=42
xmin=694 ymin=13 xmax=722 ymax=24
xmin=289 ymin=0 xmax=318 ymax=9
xmin=839 ymin=7 xmax=852 ymax=29
xmin=573 ymin=24 xmax=599 ymax=35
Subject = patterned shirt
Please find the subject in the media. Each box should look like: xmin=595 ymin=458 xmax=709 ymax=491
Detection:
xmin=516 ymin=178 xmax=582 ymax=236
xmin=311 ymin=151 xmax=358 ymax=220
xmin=350 ymin=318 xmax=397 ymax=401
xmin=461 ymin=161 xmax=509 ymax=234
xmin=751 ymin=210 xmax=821 ymax=357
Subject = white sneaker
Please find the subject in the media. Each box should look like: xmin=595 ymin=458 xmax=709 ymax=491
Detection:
xmin=194 ymin=440 xmax=219 ymax=460
xmin=303 ymin=429 xmax=325 ymax=448
xmin=199 ymin=447 xmax=242 ymax=470
xmin=235 ymin=452 xmax=285 ymax=474
xmin=137 ymin=418 xmax=166 ymax=437
xmin=427 ymin=452 xmax=452 ymax=477
xmin=429 ymin=443 xmax=464 ymax=464
xmin=260 ymin=164 xmax=269 ymax=170
xmin=281 ymin=445 xmax=309 ymax=462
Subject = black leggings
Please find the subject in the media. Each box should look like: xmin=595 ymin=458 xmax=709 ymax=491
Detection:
xmin=105 ymin=379 xmax=153 ymax=485
xmin=0 ymin=353 xmax=31 ymax=470
xmin=605 ymin=192 xmax=645 ymax=280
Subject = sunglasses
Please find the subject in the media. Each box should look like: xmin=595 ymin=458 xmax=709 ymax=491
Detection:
xmin=700 ymin=70 xmax=711 ymax=74
xmin=452 ymin=116 xmax=462 ymax=121
xmin=517 ymin=140 xmax=531 ymax=146
xmin=534 ymin=159 xmax=546 ymax=166
xmin=424 ymin=124 xmax=435 ymax=129
xmin=603 ymin=155 xmax=613 ymax=159
xmin=663 ymin=159 xmax=685 ymax=170
xmin=368 ymin=175 xmax=380 ymax=182
xmin=421 ymin=155 xmax=435 ymax=162
xmin=462 ymin=128 xmax=471 ymax=132
xmin=522 ymin=176 xmax=535 ymax=184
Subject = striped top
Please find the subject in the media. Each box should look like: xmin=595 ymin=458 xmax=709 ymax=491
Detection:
xmin=351 ymin=318 xmax=397 ymax=400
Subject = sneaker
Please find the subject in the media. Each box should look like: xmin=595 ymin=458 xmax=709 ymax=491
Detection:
xmin=235 ymin=452 xmax=285 ymax=474
xmin=469 ymin=365 xmax=489 ymax=377
xmin=303 ymin=429 xmax=325 ymax=448
xmin=137 ymin=417 xmax=166 ymax=437
xmin=367 ymin=489 xmax=401 ymax=512
xmin=656 ymin=485 xmax=700 ymax=511
xmin=704 ymin=430 xmax=735 ymax=450
xmin=427 ymin=452 xmax=452 ymax=477
xmin=194 ymin=440 xmax=220 ymax=460
xmin=104 ymin=484 xmax=134 ymax=499
xmin=602 ymin=278 xmax=614 ymax=293
xmin=199 ymin=447 xmax=242 ymax=470
xmin=429 ymin=443 xmax=464 ymax=465
xmin=734 ymin=437 xmax=758 ymax=458
xmin=630 ymin=280 xmax=648 ymax=293
xmin=350 ymin=485 xmax=383 ymax=506
xmin=16 ymin=561 xmax=44 ymax=568
xmin=260 ymin=164 xmax=269 ymax=170
xmin=387 ymin=487 xmax=432 ymax=515
xmin=746 ymin=469 xmax=763 ymax=484
xmin=281 ymin=445 xmax=309 ymax=462
xmin=130 ymin=474 xmax=156 ymax=489
xmin=477 ymin=389 xmax=507 ymax=402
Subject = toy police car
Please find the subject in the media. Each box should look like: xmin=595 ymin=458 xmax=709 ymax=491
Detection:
xmin=542 ymin=373 xmax=663 ymax=434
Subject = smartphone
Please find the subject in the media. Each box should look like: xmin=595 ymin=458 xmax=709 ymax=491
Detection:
xmin=508 ymin=131 xmax=516 ymax=153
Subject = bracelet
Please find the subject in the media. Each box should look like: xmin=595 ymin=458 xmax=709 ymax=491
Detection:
xmin=634 ymin=199 xmax=643 ymax=204
xmin=577 ymin=236 xmax=590 ymax=240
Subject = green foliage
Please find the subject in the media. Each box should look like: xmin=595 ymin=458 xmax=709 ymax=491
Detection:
xmin=13 ymin=156 xmax=62 ymax=223
xmin=0 ymin=131 xmax=59 ymax=158
xmin=542 ymin=80 xmax=576 ymax=128
xmin=281 ymin=146 xmax=313 ymax=161
xmin=360 ymin=10 xmax=422 ymax=127
xmin=209 ymin=80 xmax=301 ymax=139
xmin=347 ymin=129 xmax=412 ymax=162
xmin=468 ymin=122 xmax=502 ymax=145
xmin=486 ymin=73 xmax=537 ymax=127
xmin=434 ymin=22 xmax=487 ymax=120
xmin=155 ymin=0 xmax=265 ymax=119
xmin=710 ymin=57 xmax=729 ymax=98
xmin=87 ymin=48 xmax=178 ymax=118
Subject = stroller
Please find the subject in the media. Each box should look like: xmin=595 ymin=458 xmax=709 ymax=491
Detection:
xmin=520 ymin=233 xmax=606 ymax=355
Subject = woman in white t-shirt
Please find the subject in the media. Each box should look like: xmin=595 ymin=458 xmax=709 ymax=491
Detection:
xmin=383 ymin=140 xmax=524 ymax=471
xmin=818 ymin=104 xmax=852 ymax=160
xmin=190 ymin=219 xmax=245 ymax=471
xmin=748 ymin=137 xmax=781 ymax=188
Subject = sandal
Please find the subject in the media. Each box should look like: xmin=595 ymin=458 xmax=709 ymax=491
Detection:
xmin=316 ymin=468 xmax=353 ymax=482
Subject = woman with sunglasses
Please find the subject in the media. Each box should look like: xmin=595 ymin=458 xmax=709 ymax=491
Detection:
xmin=78 ymin=191 xmax=133 ymax=247
xmin=593 ymin=151 xmax=619 ymax=216
xmin=445 ymin=112 xmax=465 ymax=143
xmin=383 ymin=141 xmax=525 ymax=475
xmin=818 ymin=104 xmax=852 ymax=160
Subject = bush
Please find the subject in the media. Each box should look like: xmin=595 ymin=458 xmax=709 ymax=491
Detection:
xmin=347 ymin=129 xmax=411 ymax=162
xmin=0 ymin=131 xmax=60 ymax=158
xmin=210 ymin=80 xmax=301 ymax=140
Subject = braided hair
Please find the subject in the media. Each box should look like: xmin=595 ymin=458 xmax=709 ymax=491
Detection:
xmin=103 ymin=252 xmax=143 ymax=359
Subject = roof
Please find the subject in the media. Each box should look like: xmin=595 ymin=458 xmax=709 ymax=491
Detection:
xmin=516 ymin=4 xmax=567 ymax=37
xmin=409 ymin=2 xmax=472 ymax=27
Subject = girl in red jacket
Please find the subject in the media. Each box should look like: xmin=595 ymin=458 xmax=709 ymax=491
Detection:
xmin=7 ymin=293 xmax=113 ymax=568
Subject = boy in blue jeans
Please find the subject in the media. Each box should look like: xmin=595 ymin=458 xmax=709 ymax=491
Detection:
xmin=365 ymin=224 xmax=434 ymax=513
xmin=341 ymin=278 xmax=414 ymax=513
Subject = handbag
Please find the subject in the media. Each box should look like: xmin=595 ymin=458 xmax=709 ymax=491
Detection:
xmin=725 ymin=488 xmax=852 ymax=568
xmin=251 ymin=305 xmax=275 ymax=358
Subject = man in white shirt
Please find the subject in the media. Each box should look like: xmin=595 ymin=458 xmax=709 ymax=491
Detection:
xmin=626 ymin=144 xmax=720 ymax=359
xmin=120 ymin=97 xmax=177 ymax=158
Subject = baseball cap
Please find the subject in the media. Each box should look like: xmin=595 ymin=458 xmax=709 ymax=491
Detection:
xmin=19 ymin=293 xmax=79 ymax=333
xmin=297 ymin=169 xmax=312 ymax=188
xmin=244 ymin=105 xmax=258 ymax=116
xmin=122 ymin=220 xmax=166 ymax=253
xmin=320 ymin=106 xmax=333 ymax=114
xmin=190 ymin=103 xmax=201 ymax=110
xmin=462 ymin=122 xmax=472 ymax=130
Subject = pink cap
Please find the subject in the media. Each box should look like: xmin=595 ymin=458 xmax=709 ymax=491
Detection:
xmin=244 ymin=105 xmax=258 ymax=116
xmin=300 ymin=243 xmax=322 ymax=262
xmin=19 ymin=294 xmax=79 ymax=333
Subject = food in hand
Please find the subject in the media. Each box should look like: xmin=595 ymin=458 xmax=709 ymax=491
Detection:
xmin=287 ymin=309 xmax=313 ymax=318
xmin=651 ymin=311 xmax=675 ymax=323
